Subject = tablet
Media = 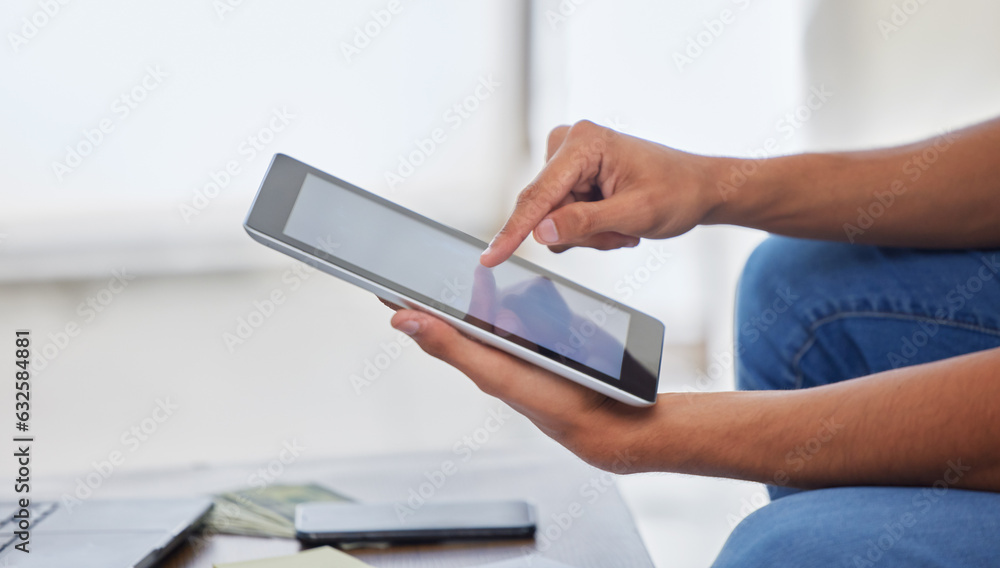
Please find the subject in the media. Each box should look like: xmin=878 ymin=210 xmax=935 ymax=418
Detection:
xmin=244 ymin=154 xmax=663 ymax=406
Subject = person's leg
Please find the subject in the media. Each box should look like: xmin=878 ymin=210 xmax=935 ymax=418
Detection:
xmin=722 ymin=237 xmax=1000 ymax=565
xmin=734 ymin=236 xmax=1000 ymax=499
xmin=712 ymin=485 xmax=1000 ymax=568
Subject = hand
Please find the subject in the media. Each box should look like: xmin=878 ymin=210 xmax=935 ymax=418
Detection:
xmin=480 ymin=120 xmax=723 ymax=267
xmin=386 ymin=302 xmax=657 ymax=473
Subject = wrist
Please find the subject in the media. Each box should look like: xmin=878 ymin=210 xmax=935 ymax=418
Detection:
xmin=698 ymin=156 xmax=739 ymax=226
xmin=700 ymin=154 xmax=802 ymax=229
xmin=628 ymin=391 xmax=750 ymax=477
xmin=624 ymin=393 xmax=692 ymax=474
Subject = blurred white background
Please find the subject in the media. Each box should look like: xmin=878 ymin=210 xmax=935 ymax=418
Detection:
xmin=2 ymin=0 xmax=999 ymax=566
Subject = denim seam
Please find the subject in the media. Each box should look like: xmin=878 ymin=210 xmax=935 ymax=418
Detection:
xmin=791 ymin=311 xmax=1000 ymax=389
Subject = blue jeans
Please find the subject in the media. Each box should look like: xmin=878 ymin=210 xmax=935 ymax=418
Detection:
xmin=713 ymin=236 xmax=1000 ymax=568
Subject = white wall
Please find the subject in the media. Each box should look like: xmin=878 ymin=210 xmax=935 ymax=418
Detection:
xmin=1 ymin=0 xmax=528 ymax=280
xmin=525 ymin=0 xmax=806 ymax=352
xmin=802 ymin=0 xmax=1000 ymax=150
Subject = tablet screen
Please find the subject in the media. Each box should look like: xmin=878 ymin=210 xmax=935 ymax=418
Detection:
xmin=283 ymin=173 xmax=630 ymax=379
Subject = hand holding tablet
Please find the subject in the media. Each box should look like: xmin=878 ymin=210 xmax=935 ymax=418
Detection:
xmin=244 ymin=154 xmax=663 ymax=406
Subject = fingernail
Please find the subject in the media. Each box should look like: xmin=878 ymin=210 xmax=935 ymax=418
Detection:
xmin=481 ymin=242 xmax=493 ymax=257
xmin=396 ymin=319 xmax=421 ymax=336
xmin=537 ymin=218 xmax=559 ymax=244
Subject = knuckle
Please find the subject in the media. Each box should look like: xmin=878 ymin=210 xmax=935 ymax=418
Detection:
xmin=515 ymin=185 xmax=536 ymax=207
xmin=515 ymin=186 xmax=544 ymax=218
xmin=566 ymin=121 xmax=610 ymax=164
xmin=570 ymin=119 xmax=598 ymax=136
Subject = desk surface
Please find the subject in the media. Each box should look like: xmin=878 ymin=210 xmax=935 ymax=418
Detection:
xmin=58 ymin=447 xmax=654 ymax=568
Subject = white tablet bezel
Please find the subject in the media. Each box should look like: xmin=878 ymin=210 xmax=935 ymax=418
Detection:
xmin=244 ymin=154 xmax=663 ymax=406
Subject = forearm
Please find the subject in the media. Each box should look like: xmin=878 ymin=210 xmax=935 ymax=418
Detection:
xmin=706 ymin=116 xmax=1000 ymax=248
xmin=639 ymin=347 xmax=1000 ymax=492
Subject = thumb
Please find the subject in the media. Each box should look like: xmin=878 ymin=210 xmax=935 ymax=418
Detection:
xmin=390 ymin=310 xmax=512 ymax=397
xmin=533 ymin=193 xmax=645 ymax=246
xmin=390 ymin=310 xmax=610 ymax=416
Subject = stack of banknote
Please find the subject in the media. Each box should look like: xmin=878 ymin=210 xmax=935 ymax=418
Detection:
xmin=204 ymin=483 xmax=351 ymax=538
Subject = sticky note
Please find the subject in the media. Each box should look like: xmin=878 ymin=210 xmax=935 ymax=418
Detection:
xmin=213 ymin=546 xmax=374 ymax=568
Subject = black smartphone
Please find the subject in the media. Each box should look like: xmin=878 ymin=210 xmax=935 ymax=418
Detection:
xmin=294 ymin=500 xmax=536 ymax=545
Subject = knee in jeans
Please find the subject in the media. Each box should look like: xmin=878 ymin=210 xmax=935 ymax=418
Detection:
xmin=736 ymin=238 xmax=809 ymax=331
xmin=734 ymin=237 xmax=811 ymax=390
xmin=713 ymin=499 xmax=815 ymax=568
